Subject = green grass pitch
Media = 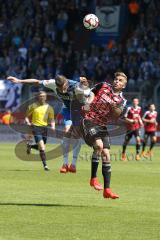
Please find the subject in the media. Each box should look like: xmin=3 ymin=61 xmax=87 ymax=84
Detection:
xmin=0 ymin=143 xmax=160 ymax=240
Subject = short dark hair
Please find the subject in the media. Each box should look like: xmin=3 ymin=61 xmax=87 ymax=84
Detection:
xmin=55 ymin=75 xmax=68 ymax=86
xmin=149 ymin=103 xmax=155 ymax=108
xmin=37 ymin=91 xmax=46 ymax=96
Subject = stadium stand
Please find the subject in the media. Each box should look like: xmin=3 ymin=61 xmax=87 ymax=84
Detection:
xmin=0 ymin=0 xmax=160 ymax=114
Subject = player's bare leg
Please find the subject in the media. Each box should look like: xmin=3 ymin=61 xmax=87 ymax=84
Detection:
xmin=102 ymin=148 xmax=119 ymax=199
xmin=90 ymin=139 xmax=103 ymax=191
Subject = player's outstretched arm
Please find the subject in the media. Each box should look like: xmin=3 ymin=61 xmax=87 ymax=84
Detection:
xmin=7 ymin=76 xmax=40 ymax=84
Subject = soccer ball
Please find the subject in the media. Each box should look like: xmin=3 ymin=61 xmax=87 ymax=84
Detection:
xmin=83 ymin=14 xmax=99 ymax=30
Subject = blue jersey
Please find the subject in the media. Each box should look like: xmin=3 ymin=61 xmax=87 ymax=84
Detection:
xmin=40 ymin=79 xmax=77 ymax=109
xmin=40 ymin=78 xmax=92 ymax=126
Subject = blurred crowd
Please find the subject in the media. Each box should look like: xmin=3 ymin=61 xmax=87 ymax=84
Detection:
xmin=0 ymin=0 xmax=160 ymax=102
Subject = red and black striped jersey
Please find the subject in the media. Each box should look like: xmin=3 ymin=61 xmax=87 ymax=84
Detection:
xmin=84 ymin=82 xmax=127 ymax=126
xmin=143 ymin=110 xmax=157 ymax=132
xmin=125 ymin=106 xmax=142 ymax=130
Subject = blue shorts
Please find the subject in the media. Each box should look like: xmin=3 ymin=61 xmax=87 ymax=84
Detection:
xmin=61 ymin=108 xmax=72 ymax=126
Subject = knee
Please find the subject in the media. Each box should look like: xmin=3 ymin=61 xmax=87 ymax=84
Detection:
xmin=38 ymin=143 xmax=45 ymax=151
xmin=136 ymin=138 xmax=141 ymax=144
xmin=152 ymin=137 xmax=157 ymax=143
xmin=94 ymin=143 xmax=103 ymax=155
xmin=101 ymin=150 xmax=110 ymax=163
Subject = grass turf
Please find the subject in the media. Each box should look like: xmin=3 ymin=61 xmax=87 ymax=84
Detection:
xmin=0 ymin=143 xmax=160 ymax=240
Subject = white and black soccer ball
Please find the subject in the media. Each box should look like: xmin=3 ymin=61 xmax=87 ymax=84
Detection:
xmin=83 ymin=13 xmax=99 ymax=30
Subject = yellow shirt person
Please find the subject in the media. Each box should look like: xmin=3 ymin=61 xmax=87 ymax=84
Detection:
xmin=26 ymin=102 xmax=54 ymax=126
xmin=25 ymin=91 xmax=55 ymax=171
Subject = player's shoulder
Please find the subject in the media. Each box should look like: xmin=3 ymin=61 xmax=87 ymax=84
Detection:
xmin=91 ymin=82 xmax=107 ymax=91
xmin=145 ymin=110 xmax=150 ymax=114
xmin=143 ymin=110 xmax=149 ymax=117
xmin=29 ymin=102 xmax=37 ymax=108
xmin=102 ymin=82 xmax=112 ymax=88
xmin=68 ymin=79 xmax=77 ymax=87
xmin=119 ymin=92 xmax=127 ymax=102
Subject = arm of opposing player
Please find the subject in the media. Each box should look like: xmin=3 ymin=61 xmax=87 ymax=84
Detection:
xmin=7 ymin=76 xmax=40 ymax=84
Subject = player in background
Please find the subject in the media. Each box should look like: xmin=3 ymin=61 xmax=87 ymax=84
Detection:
xmin=141 ymin=104 xmax=157 ymax=157
xmin=80 ymin=72 xmax=127 ymax=199
xmin=121 ymin=98 xmax=143 ymax=161
xmin=25 ymin=91 xmax=55 ymax=171
xmin=7 ymin=75 xmax=90 ymax=173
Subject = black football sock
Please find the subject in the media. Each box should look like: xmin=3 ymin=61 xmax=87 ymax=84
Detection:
xmin=136 ymin=144 xmax=141 ymax=154
xmin=122 ymin=144 xmax=127 ymax=154
xmin=102 ymin=162 xmax=111 ymax=189
xmin=142 ymin=141 xmax=146 ymax=152
xmin=91 ymin=152 xmax=100 ymax=178
xmin=31 ymin=144 xmax=39 ymax=150
xmin=39 ymin=150 xmax=47 ymax=167
xmin=150 ymin=141 xmax=155 ymax=151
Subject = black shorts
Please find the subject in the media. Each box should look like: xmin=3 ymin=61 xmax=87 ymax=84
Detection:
xmin=144 ymin=131 xmax=156 ymax=138
xmin=80 ymin=119 xmax=110 ymax=149
xmin=125 ymin=129 xmax=140 ymax=141
xmin=31 ymin=125 xmax=48 ymax=144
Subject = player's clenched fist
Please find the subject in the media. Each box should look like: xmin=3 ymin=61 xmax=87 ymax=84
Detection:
xmin=7 ymin=76 xmax=20 ymax=83
xmin=79 ymin=77 xmax=89 ymax=86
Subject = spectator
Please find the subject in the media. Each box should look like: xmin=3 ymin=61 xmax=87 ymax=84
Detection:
xmin=1 ymin=110 xmax=13 ymax=125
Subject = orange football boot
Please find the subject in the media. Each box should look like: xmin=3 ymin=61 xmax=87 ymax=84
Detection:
xmin=146 ymin=150 xmax=153 ymax=157
xmin=90 ymin=177 xmax=103 ymax=191
xmin=135 ymin=154 xmax=141 ymax=161
xmin=60 ymin=164 xmax=69 ymax=173
xmin=103 ymin=188 xmax=119 ymax=199
xmin=68 ymin=164 xmax=76 ymax=173
xmin=141 ymin=151 xmax=146 ymax=157
xmin=121 ymin=153 xmax=127 ymax=161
